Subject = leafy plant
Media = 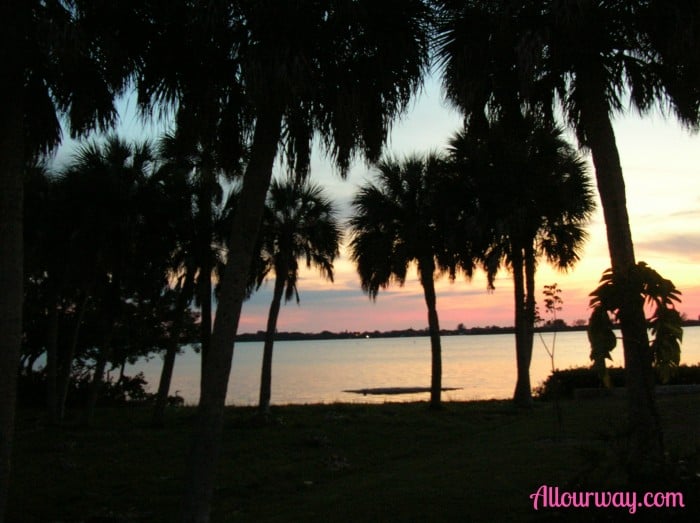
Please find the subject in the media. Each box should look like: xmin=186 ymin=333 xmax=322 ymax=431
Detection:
xmin=536 ymin=283 xmax=565 ymax=436
xmin=536 ymin=283 xmax=564 ymax=373
xmin=588 ymin=262 xmax=683 ymax=385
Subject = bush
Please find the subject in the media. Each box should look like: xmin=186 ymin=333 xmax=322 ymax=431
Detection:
xmin=535 ymin=364 xmax=700 ymax=400
xmin=17 ymin=370 xmax=152 ymax=408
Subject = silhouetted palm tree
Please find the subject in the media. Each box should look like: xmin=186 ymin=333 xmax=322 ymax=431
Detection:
xmin=251 ymin=179 xmax=341 ymax=415
xmin=23 ymin=162 xmax=65 ymax=424
xmin=350 ymin=154 xmax=464 ymax=409
xmin=59 ymin=136 xmax=165 ymax=425
xmin=436 ymin=0 xmax=700 ymax=477
xmin=150 ymin=128 xmax=245 ymax=427
xmin=149 ymin=148 xmax=200 ymax=427
xmin=0 ymin=3 xmax=138 ymax=512
xmin=135 ymin=3 xmax=433 ymax=518
xmin=156 ymin=131 xmax=239 ymax=367
xmin=449 ymin=117 xmax=595 ymax=407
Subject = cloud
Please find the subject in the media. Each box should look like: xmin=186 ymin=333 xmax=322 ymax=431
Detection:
xmin=636 ymin=233 xmax=700 ymax=262
xmin=668 ymin=208 xmax=700 ymax=220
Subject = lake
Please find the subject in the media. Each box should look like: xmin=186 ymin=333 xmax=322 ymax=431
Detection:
xmin=128 ymin=326 xmax=700 ymax=406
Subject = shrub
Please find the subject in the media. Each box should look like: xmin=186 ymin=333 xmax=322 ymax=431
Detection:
xmin=535 ymin=364 xmax=700 ymax=400
xmin=17 ymin=370 xmax=152 ymax=408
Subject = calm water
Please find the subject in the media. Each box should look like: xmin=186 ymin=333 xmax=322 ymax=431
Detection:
xmin=129 ymin=326 xmax=700 ymax=406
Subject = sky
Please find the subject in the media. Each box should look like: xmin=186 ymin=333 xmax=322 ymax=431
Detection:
xmin=58 ymin=76 xmax=700 ymax=334
xmin=233 ymin=76 xmax=700 ymax=334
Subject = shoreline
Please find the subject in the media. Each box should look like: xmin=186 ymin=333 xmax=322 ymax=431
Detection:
xmin=235 ymin=320 xmax=700 ymax=343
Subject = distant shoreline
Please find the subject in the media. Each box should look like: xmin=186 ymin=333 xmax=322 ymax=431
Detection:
xmin=235 ymin=320 xmax=700 ymax=343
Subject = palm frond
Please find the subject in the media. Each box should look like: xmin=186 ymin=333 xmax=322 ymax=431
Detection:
xmin=252 ymin=178 xmax=341 ymax=304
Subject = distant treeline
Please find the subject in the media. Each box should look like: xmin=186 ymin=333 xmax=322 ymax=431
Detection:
xmin=235 ymin=319 xmax=700 ymax=343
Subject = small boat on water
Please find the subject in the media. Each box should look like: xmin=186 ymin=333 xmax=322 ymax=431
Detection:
xmin=343 ymin=386 xmax=462 ymax=396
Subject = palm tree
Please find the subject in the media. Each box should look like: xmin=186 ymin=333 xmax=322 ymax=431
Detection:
xmin=25 ymin=139 xmax=185 ymax=427
xmin=134 ymin=3 xmax=434 ymax=519
xmin=0 ymin=3 xmax=137 ymax=515
xmin=151 ymin=128 xmax=242 ymax=426
xmin=58 ymin=136 xmax=165 ymax=426
xmin=23 ymin=162 xmax=62 ymax=424
xmin=151 ymin=274 xmax=197 ymax=427
xmin=349 ymin=154 xmax=465 ymax=409
xmin=250 ymin=179 xmax=341 ymax=415
xmin=23 ymin=161 xmax=100 ymax=425
xmin=155 ymin=131 xmax=239 ymax=383
xmin=149 ymin=150 xmax=200 ymax=427
xmin=449 ymin=117 xmax=595 ymax=407
xmin=435 ymin=0 xmax=700 ymax=479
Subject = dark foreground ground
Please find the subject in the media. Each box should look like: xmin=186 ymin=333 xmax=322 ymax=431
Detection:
xmin=8 ymin=395 xmax=699 ymax=522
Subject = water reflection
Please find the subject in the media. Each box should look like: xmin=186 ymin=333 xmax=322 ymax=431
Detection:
xmin=128 ymin=327 xmax=700 ymax=406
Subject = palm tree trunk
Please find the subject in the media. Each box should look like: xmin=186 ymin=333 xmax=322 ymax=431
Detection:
xmin=182 ymin=106 xmax=283 ymax=523
xmin=524 ymin=246 xmax=536 ymax=357
xmin=117 ymin=358 xmax=127 ymax=384
xmin=512 ymin=248 xmax=532 ymax=407
xmin=259 ymin=273 xmax=285 ymax=416
xmin=199 ymin=275 xmax=212 ymax=381
xmin=0 ymin=8 xmax=25 ymax=518
xmin=46 ymin=300 xmax=61 ymax=425
xmin=199 ymin=170 xmax=213 ymax=383
xmin=83 ymin=332 xmax=113 ymax=427
xmin=57 ymin=293 xmax=90 ymax=422
xmin=153 ymin=270 xmax=195 ymax=427
xmin=579 ymin=82 xmax=662 ymax=481
xmin=419 ymin=259 xmax=442 ymax=410
xmin=518 ymin=244 xmax=537 ymax=407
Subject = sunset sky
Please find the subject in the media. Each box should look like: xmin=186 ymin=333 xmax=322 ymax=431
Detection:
xmin=61 ymin=76 xmax=700 ymax=334
xmin=236 ymin=77 xmax=700 ymax=334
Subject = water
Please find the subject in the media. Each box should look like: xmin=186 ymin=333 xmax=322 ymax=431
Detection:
xmin=129 ymin=326 xmax=700 ymax=406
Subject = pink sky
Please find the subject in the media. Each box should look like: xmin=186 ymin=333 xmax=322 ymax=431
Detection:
xmin=236 ymin=245 xmax=700 ymax=334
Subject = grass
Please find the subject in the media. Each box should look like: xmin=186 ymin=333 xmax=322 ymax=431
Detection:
xmin=8 ymin=395 xmax=700 ymax=522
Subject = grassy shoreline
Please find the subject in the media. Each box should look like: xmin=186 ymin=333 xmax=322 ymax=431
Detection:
xmin=9 ymin=396 xmax=699 ymax=522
